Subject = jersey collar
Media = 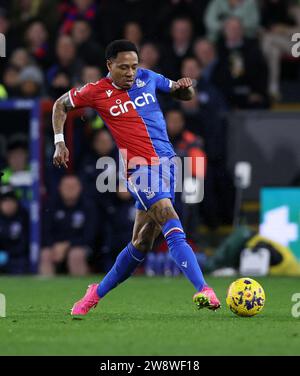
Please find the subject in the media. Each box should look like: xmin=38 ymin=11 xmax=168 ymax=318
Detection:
xmin=111 ymin=81 xmax=123 ymax=90
xmin=106 ymin=73 xmax=123 ymax=90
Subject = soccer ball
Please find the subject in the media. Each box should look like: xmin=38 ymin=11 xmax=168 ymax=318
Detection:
xmin=226 ymin=277 xmax=265 ymax=317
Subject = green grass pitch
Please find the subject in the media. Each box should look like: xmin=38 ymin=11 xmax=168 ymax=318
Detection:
xmin=0 ymin=276 xmax=299 ymax=355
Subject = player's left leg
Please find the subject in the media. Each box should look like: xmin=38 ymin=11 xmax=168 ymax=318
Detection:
xmin=148 ymin=198 xmax=221 ymax=310
xmin=96 ymin=209 xmax=161 ymax=298
xmin=71 ymin=209 xmax=160 ymax=316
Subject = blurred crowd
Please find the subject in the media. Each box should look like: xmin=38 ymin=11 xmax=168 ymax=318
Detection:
xmin=0 ymin=0 xmax=299 ymax=102
xmin=0 ymin=0 xmax=300 ymax=276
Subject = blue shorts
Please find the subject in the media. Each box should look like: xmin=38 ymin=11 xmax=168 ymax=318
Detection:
xmin=127 ymin=156 xmax=178 ymax=211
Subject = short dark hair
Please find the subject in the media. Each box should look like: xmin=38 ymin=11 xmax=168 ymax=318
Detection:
xmin=105 ymin=39 xmax=139 ymax=60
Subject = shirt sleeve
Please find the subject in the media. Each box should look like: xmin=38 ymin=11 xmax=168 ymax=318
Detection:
xmin=69 ymin=82 xmax=96 ymax=108
xmin=153 ymin=71 xmax=173 ymax=93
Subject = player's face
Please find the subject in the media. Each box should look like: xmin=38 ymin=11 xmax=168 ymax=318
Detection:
xmin=107 ymin=51 xmax=139 ymax=89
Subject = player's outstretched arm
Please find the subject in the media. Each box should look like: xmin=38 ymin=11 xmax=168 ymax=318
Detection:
xmin=170 ymin=77 xmax=195 ymax=101
xmin=52 ymin=92 xmax=73 ymax=168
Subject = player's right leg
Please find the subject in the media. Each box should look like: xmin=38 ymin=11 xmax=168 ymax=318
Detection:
xmin=71 ymin=209 xmax=160 ymax=316
xmin=148 ymin=198 xmax=221 ymax=311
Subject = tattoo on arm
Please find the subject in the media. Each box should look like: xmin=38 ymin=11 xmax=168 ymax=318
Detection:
xmin=61 ymin=92 xmax=73 ymax=112
xmin=52 ymin=92 xmax=73 ymax=136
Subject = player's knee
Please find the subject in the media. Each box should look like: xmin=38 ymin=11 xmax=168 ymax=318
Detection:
xmin=132 ymin=223 xmax=157 ymax=253
xmin=131 ymin=221 xmax=157 ymax=253
xmin=149 ymin=199 xmax=179 ymax=226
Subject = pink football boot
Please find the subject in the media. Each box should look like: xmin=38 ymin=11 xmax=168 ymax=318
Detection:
xmin=193 ymin=286 xmax=221 ymax=311
xmin=71 ymin=284 xmax=100 ymax=316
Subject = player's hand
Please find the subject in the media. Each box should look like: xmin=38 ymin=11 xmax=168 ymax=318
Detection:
xmin=174 ymin=77 xmax=193 ymax=90
xmin=53 ymin=142 xmax=69 ymax=168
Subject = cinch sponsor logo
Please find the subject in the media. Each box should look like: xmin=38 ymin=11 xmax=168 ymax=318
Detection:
xmin=109 ymin=92 xmax=156 ymax=117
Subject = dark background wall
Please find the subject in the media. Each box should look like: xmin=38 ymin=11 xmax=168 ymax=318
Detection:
xmin=227 ymin=111 xmax=300 ymax=200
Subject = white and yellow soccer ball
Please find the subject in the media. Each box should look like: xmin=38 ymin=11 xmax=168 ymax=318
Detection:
xmin=226 ymin=278 xmax=265 ymax=317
